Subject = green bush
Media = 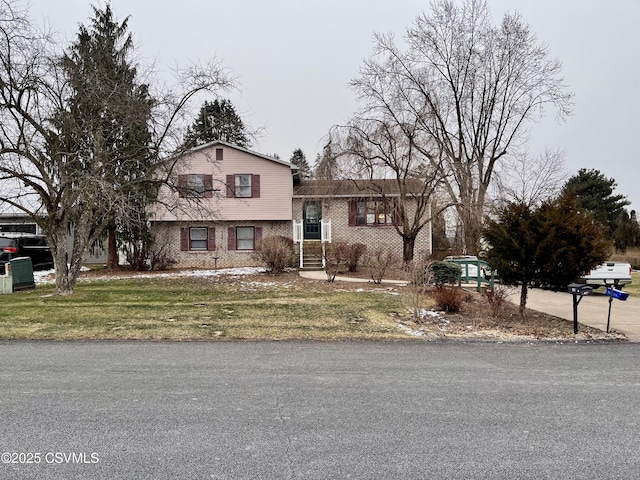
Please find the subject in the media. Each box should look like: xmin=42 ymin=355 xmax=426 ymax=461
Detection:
xmin=431 ymin=261 xmax=462 ymax=285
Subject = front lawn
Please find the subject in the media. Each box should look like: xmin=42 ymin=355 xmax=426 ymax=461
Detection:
xmin=0 ymin=273 xmax=408 ymax=340
xmin=0 ymin=269 xmax=624 ymax=342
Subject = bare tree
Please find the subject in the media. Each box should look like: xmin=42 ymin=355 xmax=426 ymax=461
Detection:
xmin=353 ymin=0 xmax=573 ymax=254
xmin=331 ymin=115 xmax=447 ymax=263
xmin=493 ymin=149 xmax=567 ymax=207
xmin=0 ymin=1 xmax=232 ymax=294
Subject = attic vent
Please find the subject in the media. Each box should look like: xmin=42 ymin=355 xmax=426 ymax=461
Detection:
xmin=216 ymin=148 xmax=223 ymax=161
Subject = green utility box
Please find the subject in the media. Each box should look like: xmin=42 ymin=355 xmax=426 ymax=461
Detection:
xmin=10 ymin=257 xmax=35 ymax=291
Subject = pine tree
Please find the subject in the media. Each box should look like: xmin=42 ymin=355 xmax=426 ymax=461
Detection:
xmin=290 ymin=148 xmax=311 ymax=178
xmin=562 ymin=169 xmax=629 ymax=232
xmin=484 ymin=196 xmax=611 ymax=317
xmin=182 ymin=99 xmax=250 ymax=149
xmin=63 ymin=4 xmax=155 ymax=270
xmin=314 ymin=142 xmax=337 ymax=180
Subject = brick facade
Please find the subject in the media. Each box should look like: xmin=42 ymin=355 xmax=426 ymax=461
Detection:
xmin=151 ymin=220 xmax=291 ymax=269
xmin=292 ymin=197 xmax=432 ymax=261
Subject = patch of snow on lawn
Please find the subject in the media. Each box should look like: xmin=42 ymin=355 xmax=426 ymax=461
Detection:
xmin=33 ymin=267 xmax=266 ymax=284
xmin=33 ymin=269 xmax=56 ymax=284
xmin=397 ymin=324 xmax=425 ymax=336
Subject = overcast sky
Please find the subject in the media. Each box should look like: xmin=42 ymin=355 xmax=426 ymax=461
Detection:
xmin=28 ymin=0 xmax=640 ymax=211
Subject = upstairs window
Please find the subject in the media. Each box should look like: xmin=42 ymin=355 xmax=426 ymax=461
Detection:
xmin=178 ymin=174 xmax=213 ymax=198
xmin=226 ymin=174 xmax=260 ymax=198
xmin=187 ymin=175 xmax=205 ymax=198
xmin=235 ymin=174 xmax=252 ymax=198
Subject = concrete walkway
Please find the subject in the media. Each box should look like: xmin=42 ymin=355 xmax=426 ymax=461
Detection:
xmin=298 ymin=270 xmax=409 ymax=285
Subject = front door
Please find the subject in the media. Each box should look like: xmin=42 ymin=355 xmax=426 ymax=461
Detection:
xmin=303 ymin=201 xmax=321 ymax=240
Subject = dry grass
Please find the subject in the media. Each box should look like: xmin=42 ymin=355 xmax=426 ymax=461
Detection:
xmin=0 ymin=272 xmax=409 ymax=341
xmin=0 ymin=268 xmax=625 ymax=342
xmin=396 ymin=285 xmax=622 ymax=341
xmin=612 ymin=248 xmax=640 ymax=269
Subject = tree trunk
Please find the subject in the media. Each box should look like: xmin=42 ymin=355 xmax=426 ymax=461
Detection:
xmin=403 ymin=236 xmax=416 ymax=263
xmin=49 ymin=228 xmax=81 ymax=295
xmin=106 ymin=226 xmax=119 ymax=271
xmin=50 ymin=231 xmax=72 ymax=295
xmin=519 ymin=283 xmax=528 ymax=318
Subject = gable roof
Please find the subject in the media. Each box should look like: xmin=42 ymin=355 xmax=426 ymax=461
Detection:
xmin=293 ymin=179 xmax=426 ymax=198
xmin=185 ymin=140 xmax=296 ymax=169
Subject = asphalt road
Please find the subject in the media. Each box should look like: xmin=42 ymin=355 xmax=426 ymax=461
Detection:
xmin=2 ymin=341 xmax=640 ymax=479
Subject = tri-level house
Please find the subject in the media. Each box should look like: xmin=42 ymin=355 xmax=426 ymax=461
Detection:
xmin=149 ymin=141 xmax=294 ymax=269
xmin=149 ymin=141 xmax=432 ymax=269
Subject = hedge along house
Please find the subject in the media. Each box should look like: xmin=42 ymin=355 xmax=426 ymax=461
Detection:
xmin=292 ymin=179 xmax=433 ymax=270
xmin=149 ymin=141 xmax=295 ymax=269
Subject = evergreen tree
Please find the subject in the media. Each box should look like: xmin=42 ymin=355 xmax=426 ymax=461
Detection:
xmin=613 ymin=210 xmax=640 ymax=251
xmin=314 ymin=141 xmax=337 ymax=180
xmin=290 ymin=148 xmax=311 ymax=178
xmin=562 ymin=169 xmax=629 ymax=236
xmin=483 ymin=196 xmax=611 ymax=317
xmin=63 ymin=4 xmax=155 ymax=270
xmin=182 ymin=99 xmax=250 ymax=149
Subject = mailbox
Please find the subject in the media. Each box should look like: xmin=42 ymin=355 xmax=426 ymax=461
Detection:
xmin=606 ymin=287 xmax=629 ymax=301
xmin=568 ymin=283 xmax=593 ymax=296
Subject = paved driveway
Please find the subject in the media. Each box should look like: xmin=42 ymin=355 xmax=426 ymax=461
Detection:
xmin=517 ymin=287 xmax=640 ymax=341
xmin=2 ymin=341 xmax=640 ymax=479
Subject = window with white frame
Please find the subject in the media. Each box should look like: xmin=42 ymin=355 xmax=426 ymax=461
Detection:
xmin=234 ymin=175 xmax=252 ymax=198
xmin=236 ymin=226 xmax=255 ymax=250
xmin=189 ymin=227 xmax=208 ymax=250
xmin=186 ymin=174 xmax=205 ymax=198
xmin=181 ymin=226 xmax=216 ymax=252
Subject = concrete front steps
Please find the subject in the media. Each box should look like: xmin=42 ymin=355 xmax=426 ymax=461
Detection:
xmin=299 ymin=240 xmax=324 ymax=271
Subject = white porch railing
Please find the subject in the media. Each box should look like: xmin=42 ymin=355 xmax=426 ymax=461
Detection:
xmin=293 ymin=220 xmax=304 ymax=267
xmin=293 ymin=220 xmax=303 ymax=243
xmin=293 ymin=219 xmax=332 ymax=269
xmin=321 ymin=219 xmax=332 ymax=243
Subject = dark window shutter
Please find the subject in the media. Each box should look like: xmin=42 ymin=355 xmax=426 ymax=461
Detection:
xmin=228 ymin=227 xmax=237 ymax=250
xmin=180 ymin=228 xmax=189 ymax=251
xmin=178 ymin=175 xmax=187 ymax=198
xmin=254 ymin=227 xmax=262 ymax=248
xmin=216 ymin=148 xmax=223 ymax=161
xmin=226 ymin=175 xmax=235 ymax=198
xmin=348 ymin=199 xmax=357 ymax=227
xmin=207 ymin=227 xmax=216 ymax=251
xmin=251 ymin=175 xmax=260 ymax=198
xmin=394 ymin=200 xmax=403 ymax=226
xmin=204 ymin=175 xmax=214 ymax=198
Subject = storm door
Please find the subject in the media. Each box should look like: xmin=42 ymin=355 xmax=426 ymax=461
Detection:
xmin=303 ymin=201 xmax=322 ymax=240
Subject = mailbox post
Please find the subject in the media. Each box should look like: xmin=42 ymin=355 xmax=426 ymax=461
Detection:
xmin=567 ymin=283 xmax=593 ymax=334
xmin=605 ymin=282 xmax=629 ymax=333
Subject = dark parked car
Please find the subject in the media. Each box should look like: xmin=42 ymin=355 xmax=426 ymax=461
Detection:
xmin=0 ymin=233 xmax=54 ymax=272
